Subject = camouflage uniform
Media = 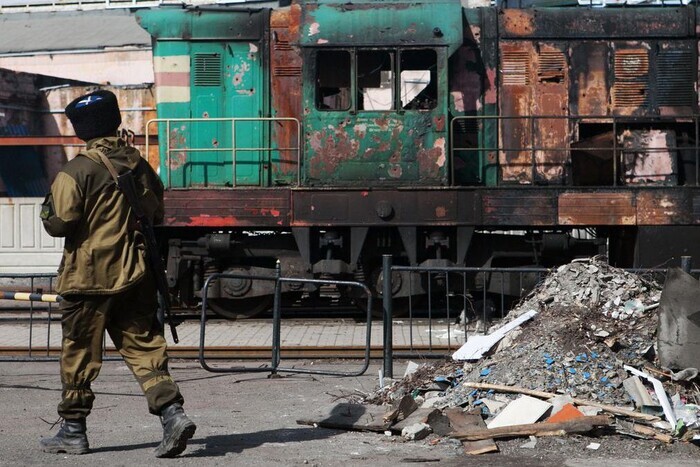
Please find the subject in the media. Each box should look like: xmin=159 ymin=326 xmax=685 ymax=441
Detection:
xmin=42 ymin=136 xmax=183 ymax=420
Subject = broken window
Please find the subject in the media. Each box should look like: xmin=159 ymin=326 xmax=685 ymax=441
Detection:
xmin=357 ymin=50 xmax=394 ymax=111
xmin=400 ymin=49 xmax=437 ymax=110
xmin=316 ymin=50 xmax=351 ymax=111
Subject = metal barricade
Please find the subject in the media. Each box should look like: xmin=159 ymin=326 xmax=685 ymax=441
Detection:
xmin=380 ymin=255 xmax=550 ymax=377
xmin=0 ymin=273 xmax=61 ymax=361
xmin=199 ymin=263 xmax=373 ymax=377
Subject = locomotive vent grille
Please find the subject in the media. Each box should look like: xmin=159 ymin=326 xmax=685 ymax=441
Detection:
xmin=501 ymin=50 xmax=530 ymax=86
xmin=274 ymin=38 xmax=293 ymax=52
xmin=613 ymin=49 xmax=649 ymax=107
xmin=657 ymin=49 xmax=695 ymax=107
xmin=194 ymin=53 xmax=222 ymax=87
xmin=537 ymin=51 xmax=566 ymax=84
xmin=274 ymin=66 xmax=302 ymax=77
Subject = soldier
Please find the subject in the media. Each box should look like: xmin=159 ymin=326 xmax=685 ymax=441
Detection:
xmin=39 ymin=89 xmax=196 ymax=457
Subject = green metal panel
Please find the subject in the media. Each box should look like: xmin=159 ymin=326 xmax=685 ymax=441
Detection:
xmin=137 ymin=8 xmax=266 ymax=188
xmin=303 ymin=47 xmax=450 ymax=187
xmin=299 ymin=0 xmax=463 ymax=56
xmin=187 ymin=42 xmax=264 ymax=187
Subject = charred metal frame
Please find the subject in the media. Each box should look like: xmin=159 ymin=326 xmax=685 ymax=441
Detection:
xmin=450 ymin=114 xmax=700 ymax=187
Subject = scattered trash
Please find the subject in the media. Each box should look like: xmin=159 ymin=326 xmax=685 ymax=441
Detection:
xmin=299 ymin=258 xmax=700 ymax=458
xmin=520 ymin=436 xmax=538 ymax=449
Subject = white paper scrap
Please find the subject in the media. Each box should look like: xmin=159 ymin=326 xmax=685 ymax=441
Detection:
xmin=452 ymin=310 xmax=538 ymax=361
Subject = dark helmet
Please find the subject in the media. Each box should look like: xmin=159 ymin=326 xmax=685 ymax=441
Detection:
xmin=65 ymin=89 xmax=122 ymax=142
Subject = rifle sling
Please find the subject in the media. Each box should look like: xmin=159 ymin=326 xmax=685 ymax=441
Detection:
xmin=95 ymin=150 xmax=123 ymax=188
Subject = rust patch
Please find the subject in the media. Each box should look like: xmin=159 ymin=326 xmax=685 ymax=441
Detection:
xmin=559 ymin=193 xmax=636 ymax=225
xmin=168 ymin=127 xmax=188 ymax=170
xmin=637 ymin=191 xmax=689 ymax=224
xmin=187 ymin=215 xmax=238 ymax=227
xmin=502 ymin=10 xmax=535 ymax=37
xmin=435 ymin=206 xmax=447 ymax=218
xmin=484 ymin=67 xmax=497 ymax=105
xmin=417 ymin=137 xmax=446 ymax=179
xmin=308 ymin=126 xmax=360 ymax=177
xmin=433 ymin=115 xmax=445 ymax=132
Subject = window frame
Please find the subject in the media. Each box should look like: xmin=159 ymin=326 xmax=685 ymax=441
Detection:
xmin=313 ymin=47 xmax=441 ymax=113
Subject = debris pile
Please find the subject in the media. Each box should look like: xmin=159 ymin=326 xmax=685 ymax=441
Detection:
xmin=298 ymin=258 xmax=700 ymax=456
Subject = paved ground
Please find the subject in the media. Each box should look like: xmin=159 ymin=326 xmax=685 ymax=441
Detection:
xmin=0 ymin=315 xmax=467 ymax=351
xmin=1 ymin=359 xmax=699 ymax=467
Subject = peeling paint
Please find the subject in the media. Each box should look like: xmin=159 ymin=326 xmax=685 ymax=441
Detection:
xmin=308 ymin=22 xmax=320 ymax=36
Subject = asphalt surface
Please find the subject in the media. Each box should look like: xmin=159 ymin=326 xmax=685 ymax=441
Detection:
xmin=0 ymin=359 xmax=698 ymax=467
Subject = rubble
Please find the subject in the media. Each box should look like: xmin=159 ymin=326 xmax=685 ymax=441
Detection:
xmin=298 ymin=258 xmax=700 ymax=457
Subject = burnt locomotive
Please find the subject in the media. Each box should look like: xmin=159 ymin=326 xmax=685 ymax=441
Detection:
xmin=135 ymin=0 xmax=700 ymax=318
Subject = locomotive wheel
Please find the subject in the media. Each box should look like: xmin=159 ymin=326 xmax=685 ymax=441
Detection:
xmin=207 ymin=296 xmax=274 ymax=320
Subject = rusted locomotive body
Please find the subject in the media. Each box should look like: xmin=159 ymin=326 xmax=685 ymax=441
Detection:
xmin=136 ymin=1 xmax=700 ymax=317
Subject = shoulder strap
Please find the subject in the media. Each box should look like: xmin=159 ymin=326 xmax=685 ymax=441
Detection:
xmin=93 ymin=148 xmax=121 ymax=187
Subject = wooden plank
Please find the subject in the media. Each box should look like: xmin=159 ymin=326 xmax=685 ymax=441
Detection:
xmin=445 ymin=408 xmax=498 ymax=455
xmin=462 ymin=382 xmax=659 ymax=422
xmin=296 ymin=403 xmax=391 ymax=432
xmin=453 ymin=415 xmax=612 ymax=441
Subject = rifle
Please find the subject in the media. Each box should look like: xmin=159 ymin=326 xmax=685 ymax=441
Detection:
xmin=117 ymin=171 xmax=179 ymax=343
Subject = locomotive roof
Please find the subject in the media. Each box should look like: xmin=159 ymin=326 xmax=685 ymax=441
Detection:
xmin=0 ymin=9 xmax=151 ymax=55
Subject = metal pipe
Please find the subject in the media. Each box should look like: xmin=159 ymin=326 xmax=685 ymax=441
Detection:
xmin=382 ymin=254 xmax=393 ymax=379
xmin=271 ymin=260 xmax=282 ymax=372
xmin=681 ymin=256 xmax=692 ymax=274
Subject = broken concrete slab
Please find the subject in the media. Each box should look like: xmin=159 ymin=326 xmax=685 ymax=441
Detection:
xmin=391 ymin=407 xmax=441 ymax=434
xmin=482 ymin=398 xmax=506 ymax=414
xmin=657 ymin=268 xmax=700 ymax=370
xmin=402 ymin=422 xmax=431 ymax=441
xmin=486 ymin=395 xmax=552 ymax=429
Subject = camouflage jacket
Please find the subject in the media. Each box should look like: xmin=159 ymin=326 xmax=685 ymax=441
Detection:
xmin=41 ymin=137 xmax=164 ymax=295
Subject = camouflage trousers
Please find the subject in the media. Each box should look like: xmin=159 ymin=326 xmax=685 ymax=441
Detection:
xmin=57 ymin=273 xmax=183 ymax=420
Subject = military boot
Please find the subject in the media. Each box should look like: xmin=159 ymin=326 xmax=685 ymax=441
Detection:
xmin=39 ymin=419 xmax=89 ymax=454
xmin=154 ymin=403 xmax=196 ymax=458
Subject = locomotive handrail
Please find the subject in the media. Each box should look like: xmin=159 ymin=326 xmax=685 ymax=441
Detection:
xmin=449 ymin=114 xmax=700 ymax=187
xmin=145 ymin=117 xmax=301 ymax=189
